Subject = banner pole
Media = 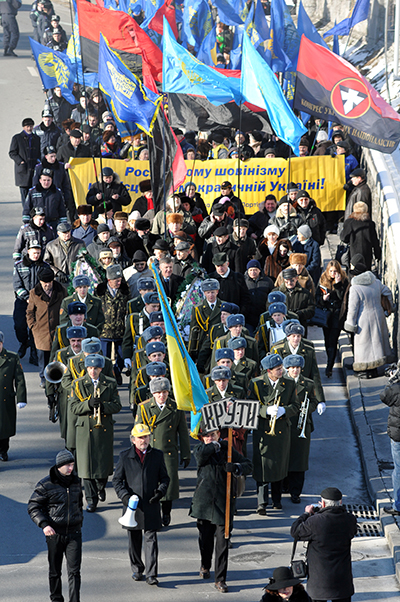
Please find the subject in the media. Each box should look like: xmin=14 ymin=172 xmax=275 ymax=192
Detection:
xmin=162 ymin=105 xmax=167 ymax=239
xmin=68 ymin=0 xmax=79 ymax=86
xmin=224 ymin=427 xmax=233 ymax=539
xmin=237 ymin=102 xmax=242 ymax=230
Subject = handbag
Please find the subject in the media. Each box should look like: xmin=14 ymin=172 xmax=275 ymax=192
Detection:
xmin=290 ymin=538 xmax=308 ymax=579
xmin=309 ymin=306 xmax=330 ymax=328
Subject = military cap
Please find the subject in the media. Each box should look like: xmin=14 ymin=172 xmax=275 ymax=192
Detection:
xmin=143 ymin=292 xmax=159 ymax=305
xmin=212 ymin=252 xmax=228 ymax=266
xmin=149 ymin=377 xmax=171 ymax=394
xmin=269 ymin=302 xmax=287 ymax=316
xmin=73 ymin=275 xmax=90 ymax=288
xmin=30 ymin=206 xmax=46 ymax=217
xmin=146 ymin=341 xmax=166 ymax=356
xmin=149 ymin=311 xmax=163 ymax=323
xmin=142 ymin=325 xmax=163 ymax=342
xmin=200 ymin=278 xmax=220 ymax=292
xmin=284 ymin=322 xmax=305 ymax=337
xmin=261 ymin=353 xmax=283 ymax=371
xmin=226 ymin=314 xmax=245 ymax=328
xmin=84 ymin=354 xmax=105 ymax=368
xmin=321 ymin=487 xmax=342 ymax=501
xmin=28 ymin=239 xmax=42 ymax=249
xmin=215 ymin=348 xmax=234 ymax=361
xmin=106 ymin=264 xmax=122 ymax=280
xmin=82 ymin=337 xmax=101 ymax=354
xmin=137 ymin=278 xmax=156 ymax=291
xmin=145 ymin=362 xmax=167 ymax=377
xmin=228 ymin=336 xmax=247 ymax=350
xmin=268 ymin=291 xmax=286 ymax=304
xmin=66 ymin=326 xmax=87 ymax=339
xmin=211 ymin=366 xmax=231 ymax=381
xmin=68 ymin=301 xmax=86 ymax=315
xmin=45 ymin=145 xmax=56 ymax=155
xmin=283 ymin=354 xmax=305 ymax=369
xmin=131 ymin=423 xmax=150 ymax=437
xmin=40 ymin=167 xmax=53 ymax=178
xmin=220 ymin=302 xmax=239 ymax=314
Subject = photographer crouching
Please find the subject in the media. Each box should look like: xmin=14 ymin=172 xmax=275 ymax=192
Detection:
xmin=381 ymin=361 xmax=400 ymax=516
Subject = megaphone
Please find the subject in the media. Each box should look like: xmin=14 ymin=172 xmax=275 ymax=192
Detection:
xmin=118 ymin=495 xmax=139 ymax=528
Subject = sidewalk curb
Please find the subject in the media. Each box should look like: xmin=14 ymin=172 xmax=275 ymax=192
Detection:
xmin=339 ymin=336 xmax=400 ymax=582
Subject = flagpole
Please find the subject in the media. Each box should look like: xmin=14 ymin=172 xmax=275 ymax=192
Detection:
xmin=162 ymin=104 xmax=167 ymax=239
xmin=68 ymin=0 xmax=79 ymax=86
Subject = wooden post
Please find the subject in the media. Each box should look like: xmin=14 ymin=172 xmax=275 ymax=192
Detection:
xmin=224 ymin=427 xmax=233 ymax=539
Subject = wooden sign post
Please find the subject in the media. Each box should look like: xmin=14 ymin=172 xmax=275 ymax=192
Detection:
xmin=201 ymin=399 xmax=259 ymax=539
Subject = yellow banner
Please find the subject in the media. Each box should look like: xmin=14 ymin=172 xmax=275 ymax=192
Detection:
xmin=69 ymin=155 xmax=345 ymax=214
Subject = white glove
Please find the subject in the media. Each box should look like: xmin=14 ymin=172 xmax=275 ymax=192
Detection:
xmin=267 ymin=405 xmax=279 ymax=417
xmin=17 ymin=402 xmax=27 ymax=409
xmin=276 ymin=407 xmax=286 ymax=419
xmin=124 ymin=359 xmax=132 ymax=369
xmin=317 ymin=402 xmax=326 ymax=415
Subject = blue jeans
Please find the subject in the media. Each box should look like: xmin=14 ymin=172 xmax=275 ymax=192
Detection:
xmin=390 ymin=439 xmax=400 ymax=511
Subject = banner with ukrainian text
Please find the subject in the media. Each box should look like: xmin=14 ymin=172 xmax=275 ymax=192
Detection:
xmin=69 ymin=155 xmax=346 ymax=213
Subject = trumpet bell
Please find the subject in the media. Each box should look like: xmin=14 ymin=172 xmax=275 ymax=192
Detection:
xmin=44 ymin=361 xmax=67 ymax=384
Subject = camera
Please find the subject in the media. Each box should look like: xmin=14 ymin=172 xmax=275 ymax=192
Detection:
xmin=312 ymin=503 xmax=321 ymax=512
xmin=385 ymin=362 xmax=400 ymax=384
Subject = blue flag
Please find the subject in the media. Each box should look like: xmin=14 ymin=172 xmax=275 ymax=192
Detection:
xmin=212 ymin=0 xmax=245 ymax=26
xmin=181 ymin=0 xmax=213 ymax=53
xmin=196 ymin=24 xmax=218 ymax=66
xmin=98 ymin=34 xmax=161 ymax=135
xmin=297 ymin=1 xmax=328 ymax=49
xmin=140 ymin=0 xmax=164 ymax=29
xmin=324 ymin=0 xmax=370 ymax=37
xmin=30 ymin=38 xmax=77 ymax=104
xmin=253 ymin=0 xmax=270 ymax=41
xmin=244 ymin=2 xmax=262 ymax=48
xmin=269 ymin=0 xmax=300 ymax=72
xmin=241 ymin=33 xmax=307 ymax=155
xmin=162 ymin=18 xmax=242 ymax=105
xmin=66 ymin=0 xmax=80 ymax=64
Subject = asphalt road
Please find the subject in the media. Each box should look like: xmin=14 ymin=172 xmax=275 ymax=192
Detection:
xmin=0 ymin=4 xmax=399 ymax=601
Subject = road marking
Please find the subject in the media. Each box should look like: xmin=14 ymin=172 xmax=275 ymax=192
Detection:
xmin=27 ymin=66 xmax=39 ymax=77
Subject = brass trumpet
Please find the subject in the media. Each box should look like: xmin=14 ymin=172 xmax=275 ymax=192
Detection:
xmin=93 ymin=386 xmax=103 ymax=429
xmin=267 ymin=390 xmax=281 ymax=436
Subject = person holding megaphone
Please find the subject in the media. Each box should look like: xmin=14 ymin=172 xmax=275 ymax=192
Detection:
xmin=113 ymin=423 xmax=170 ymax=586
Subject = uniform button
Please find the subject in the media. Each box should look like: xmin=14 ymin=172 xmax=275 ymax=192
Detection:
xmin=168 ymin=452 xmax=171 ymax=455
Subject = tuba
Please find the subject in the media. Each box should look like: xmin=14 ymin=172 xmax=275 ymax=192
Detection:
xmin=44 ymin=361 xmax=67 ymax=384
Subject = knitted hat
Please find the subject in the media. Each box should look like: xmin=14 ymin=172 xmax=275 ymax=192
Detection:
xmin=297 ymin=224 xmax=312 ymax=239
xmin=55 ymin=449 xmax=75 ymax=468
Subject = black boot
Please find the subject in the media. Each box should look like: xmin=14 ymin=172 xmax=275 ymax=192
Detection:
xmin=18 ymin=340 xmax=29 ymax=359
xmin=325 ymin=347 xmax=336 ymax=377
xmin=29 ymin=348 xmax=39 ymax=366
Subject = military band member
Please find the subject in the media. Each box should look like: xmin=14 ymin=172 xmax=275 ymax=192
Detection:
xmin=113 ymin=423 xmax=170 ymax=586
xmin=132 ymin=362 xmax=167 ymax=418
xmin=204 ymin=348 xmax=247 ymax=392
xmin=188 ymin=278 xmax=221 ymax=359
xmin=136 ymin=376 xmax=190 ymax=526
xmin=130 ymin=324 xmax=166 ymax=383
xmin=50 ymin=301 xmax=99 ymax=360
xmin=249 ymin=353 xmax=300 ymax=514
xmin=228 ymin=336 xmax=257 ymax=387
xmin=271 ymin=322 xmax=325 ymax=403
xmin=70 ymin=353 xmax=122 ymax=511
xmin=122 ymin=292 xmax=161 ymax=365
xmin=282 ymin=354 xmax=325 ymax=503
xmin=211 ymin=313 xmax=258 ymax=367
xmin=0 ymin=331 xmax=27 ymax=461
xmin=256 ymin=301 xmax=288 ymax=358
xmin=135 ymin=341 xmax=168 ymax=387
xmin=46 ymin=325 xmax=87 ymax=433
xmin=126 ymin=277 xmax=156 ymax=315
xmin=59 ymin=275 xmax=105 ymax=332
xmin=196 ymin=301 xmax=240 ymax=374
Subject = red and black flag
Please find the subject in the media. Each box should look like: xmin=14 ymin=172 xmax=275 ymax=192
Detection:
xmin=295 ymin=35 xmax=400 ymax=154
xmin=76 ymin=0 xmax=163 ymax=81
xmin=148 ymin=0 xmax=179 ymax=39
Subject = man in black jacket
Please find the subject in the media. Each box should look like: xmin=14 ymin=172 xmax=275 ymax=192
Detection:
xmin=277 ymin=268 xmax=315 ymax=332
xmin=291 ymin=487 xmax=357 ymax=602
xmin=86 ymin=167 xmax=131 ymax=216
xmin=56 ymin=129 xmax=91 ymax=169
xmin=380 ymin=370 xmax=400 ymax=516
xmin=28 ymin=449 xmax=83 ymax=602
xmin=208 ymin=253 xmax=251 ymax=319
xmin=113 ymin=423 xmax=170 ymax=586
xmin=23 ymin=168 xmax=67 ymax=232
xmin=9 ymin=117 xmax=41 ymax=203
xmin=33 ymin=108 xmax=62 ymax=157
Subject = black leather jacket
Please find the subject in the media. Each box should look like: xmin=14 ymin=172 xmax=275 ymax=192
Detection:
xmin=28 ymin=466 xmax=83 ymax=534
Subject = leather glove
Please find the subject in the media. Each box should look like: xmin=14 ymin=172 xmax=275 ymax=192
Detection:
xmin=317 ymin=402 xmax=326 ymax=415
xmin=17 ymin=402 xmax=27 ymax=409
xmin=149 ymin=488 xmax=163 ymax=504
xmin=124 ymin=358 xmax=132 ymax=369
xmin=47 ymin=394 xmax=56 ymax=407
xmin=267 ymin=405 xmax=279 ymax=417
xmin=276 ymin=407 xmax=286 ymax=419
xmin=181 ymin=458 xmax=190 ymax=469
xmin=225 ymin=462 xmax=242 ymax=477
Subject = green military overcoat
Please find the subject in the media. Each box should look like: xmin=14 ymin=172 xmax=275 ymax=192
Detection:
xmin=59 ymin=292 xmax=105 ymax=332
xmin=50 ymin=322 xmax=99 ymax=360
xmin=249 ymin=374 xmax=299 ymax=483
xmin=288 ymin=375 xmax=319 ymax=472
xmin=136 ymin=396 xmax=191 ymax=501
xmin=70 ymin=372 xmax=121 ymax=478
xmin=211 ymin=332 xmax=259 ymax=367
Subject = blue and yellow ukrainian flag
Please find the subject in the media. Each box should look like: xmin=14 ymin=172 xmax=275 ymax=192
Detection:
xmin=150 ymin=262 xmax=208 ymax=438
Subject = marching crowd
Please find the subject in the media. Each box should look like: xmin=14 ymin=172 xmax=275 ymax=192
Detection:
xmin=2 ymin=43 xmax=395 ymax=602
